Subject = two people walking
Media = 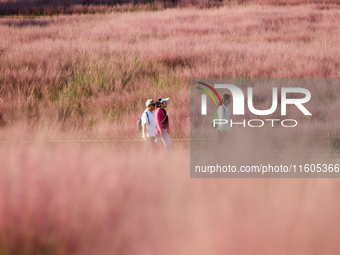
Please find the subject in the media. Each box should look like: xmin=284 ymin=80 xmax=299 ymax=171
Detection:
xmin=141 ymin=98 xmax=172 ymax=155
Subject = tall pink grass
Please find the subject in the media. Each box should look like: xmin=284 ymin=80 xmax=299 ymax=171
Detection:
xmin=1 ymin=142 xmax=340 ymax=254
xmin=1 ymin=0 xmax=340 ymax=16
xmin=1 ymin=5 xmax=340 ymax=139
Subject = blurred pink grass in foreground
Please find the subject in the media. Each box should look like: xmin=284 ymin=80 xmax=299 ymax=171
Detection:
xmin=1 ymin=142 xmax=340 ymax=254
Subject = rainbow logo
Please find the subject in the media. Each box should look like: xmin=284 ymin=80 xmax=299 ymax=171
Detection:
xmin=196 ymin=82 xmax=222 ymax=106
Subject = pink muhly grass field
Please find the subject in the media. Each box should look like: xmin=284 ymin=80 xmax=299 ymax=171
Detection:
xmin=1 ymin=5 xmax=340 ymax=139
xmin=1 ymin=0 xmax=340 ymax=16
xmin=1 ymin=3 xmax=340 ymax=255
xmin=1 ymin=142 xmax=340 ymax=254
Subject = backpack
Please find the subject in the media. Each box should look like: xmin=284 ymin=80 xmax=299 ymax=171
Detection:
xmin=160 ymin=108 xmax=168 ymax=128
xmin=137 ymin=112 xmax=149 ymax=133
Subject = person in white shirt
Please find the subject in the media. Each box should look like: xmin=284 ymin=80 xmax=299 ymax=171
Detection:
xmin=217 ymin=94 xmax=232 ymax=142
xmin=142 ymin=99 xmax=157 ymax=155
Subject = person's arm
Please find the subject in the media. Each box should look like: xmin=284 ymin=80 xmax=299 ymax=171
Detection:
xmin=141 ymin=112 xmax=147 ymax=139
xmin=226 ymin=107 xmax=231 ymax=120
xmin=142 ymin=123 xmax=147 ymax=140
xmin=155 ymin=109 xmax=164 ymax=135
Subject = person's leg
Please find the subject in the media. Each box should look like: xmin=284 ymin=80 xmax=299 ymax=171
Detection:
xmin=217 ymin=130 xmax=223 ymax=147
xmin=150 ymin=136 xmax=157 ymax=151
xmin=145 ymin=137 xmax=156 ymax=156
xmin=155 ymin=133 xmax=161 ymax=148
xmin=216 ymin=130 xmax=230 ymax=156
xmin=161 ymin=129 xmax=172 ymax=155
xmin=144 ymin=137 xmax=150 ymax=156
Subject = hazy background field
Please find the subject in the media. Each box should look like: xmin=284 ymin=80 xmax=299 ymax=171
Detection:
xmin=1 ymin=0 xmax=340 ymax=16
xmin=1 ymin=3 xmax=340 ymax=139
xmin=1 ymin=1 xmax=340 ymax=255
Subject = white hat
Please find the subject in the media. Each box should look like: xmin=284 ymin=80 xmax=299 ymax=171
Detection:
xmin=160 ymin=98 xmax=169 ymax=103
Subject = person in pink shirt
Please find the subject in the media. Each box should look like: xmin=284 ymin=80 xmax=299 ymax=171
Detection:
xmin=155 ymin=98 xmax=172 ymax=155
